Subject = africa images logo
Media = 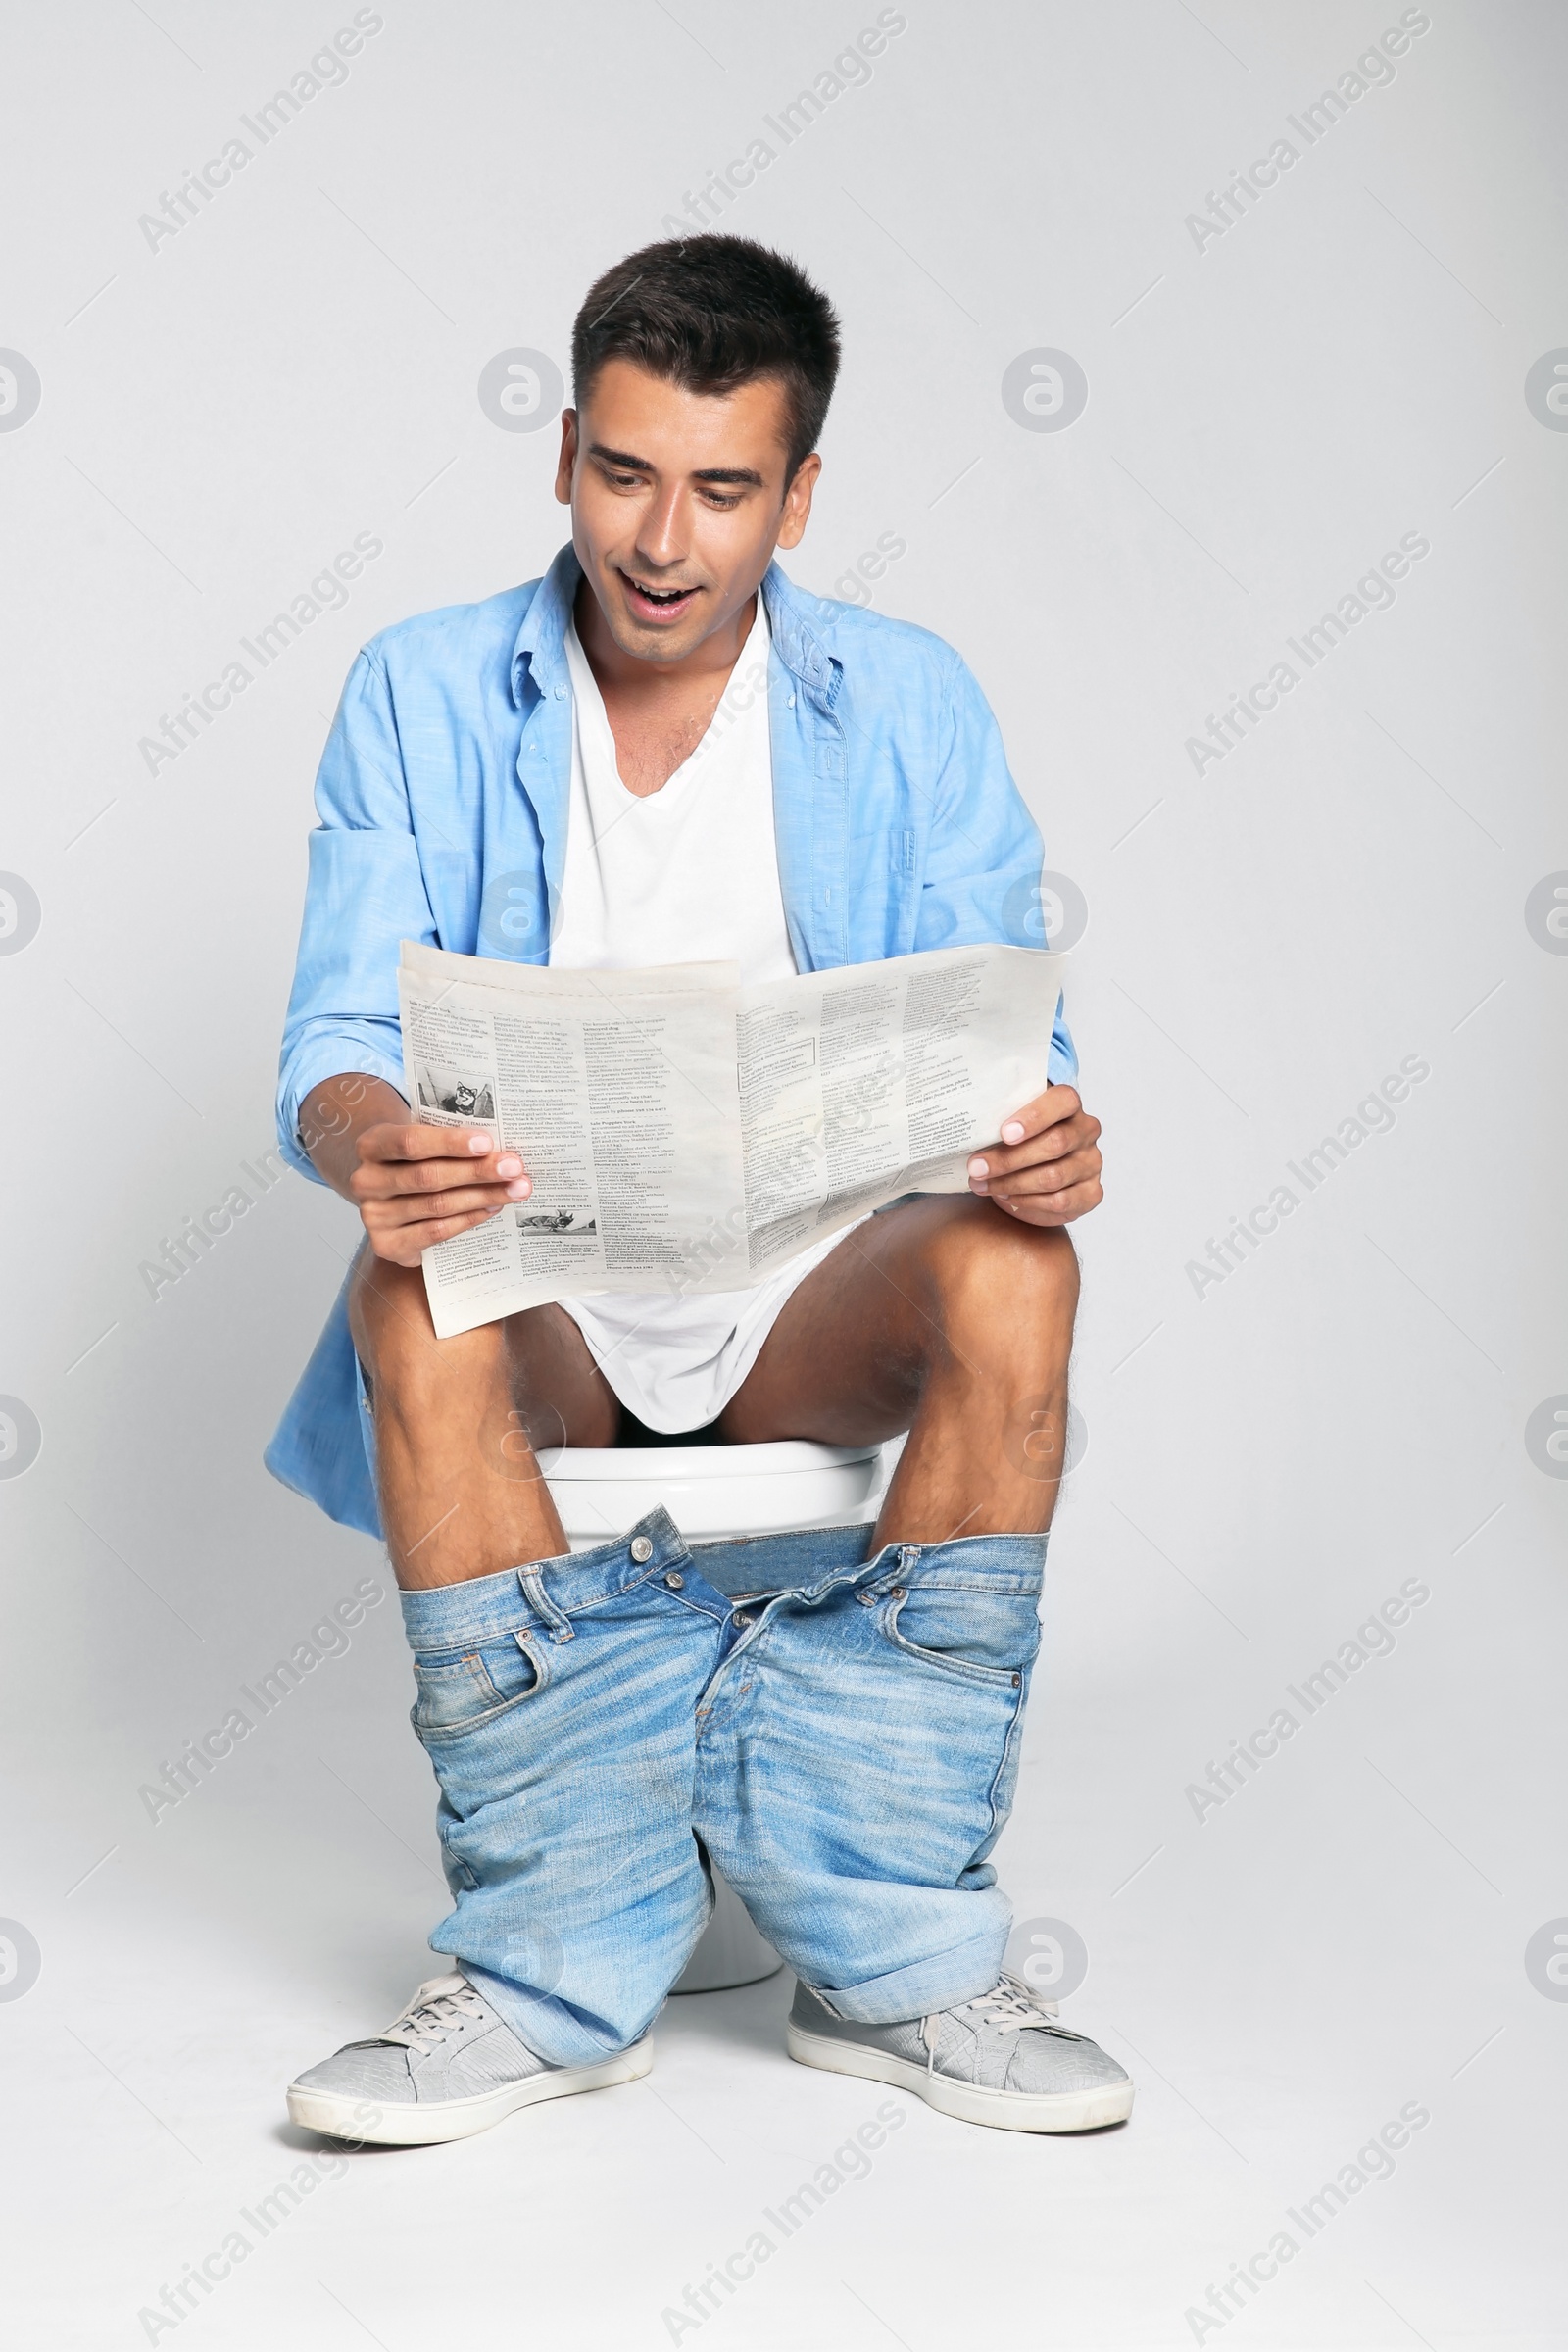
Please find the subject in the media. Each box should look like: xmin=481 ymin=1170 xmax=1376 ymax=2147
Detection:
xmin=0 ymin=873 xmax=41 ymax=955
xmin=1001 ymin=350 xmax=1089 ymax=434
xmin=0 ymin=1920 xmax=41 ymax=2001
xmin=477 ymin=350 xmax=564 ymax=433
xmin=0 ymin=350 xmax=41 ymax=432
xmin=1524 ymin=350 xmax=1568 ymax=430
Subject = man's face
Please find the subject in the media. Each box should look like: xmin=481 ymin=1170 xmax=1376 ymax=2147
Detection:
xmin=555 ymin=357 xmax=819 ymax=665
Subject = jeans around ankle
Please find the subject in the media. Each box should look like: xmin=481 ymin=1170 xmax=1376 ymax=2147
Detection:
xmin=396 ymin=1508 xmax=1045 ymax=2066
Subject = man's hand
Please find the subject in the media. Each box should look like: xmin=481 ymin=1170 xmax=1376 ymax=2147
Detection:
xmin=966 ymin=1085 xmax=1102 ymax=1227
xmin=351 ymin=1123 xmax=533 ymax=1265
xmin=299 ymin=1075 xmax=532 ymax=1265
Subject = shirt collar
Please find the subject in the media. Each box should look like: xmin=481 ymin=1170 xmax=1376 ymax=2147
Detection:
xmin=760 ymin=561 xmax=838 ymax=703
xmin=511 ymin=543 xmax=837 ymax=710
xmin=510 ymin=543 xmax=581 ymax=707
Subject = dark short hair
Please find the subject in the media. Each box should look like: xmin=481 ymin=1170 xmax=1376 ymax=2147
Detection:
xmin=571 ymin=235 xmax=841 ymax=481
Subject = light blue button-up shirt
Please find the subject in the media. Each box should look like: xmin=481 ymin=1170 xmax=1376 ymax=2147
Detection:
xmin=267 ymin=545 xmax=1075 ymax=1534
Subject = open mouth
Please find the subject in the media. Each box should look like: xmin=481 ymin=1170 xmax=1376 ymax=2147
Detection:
xmin=619 ymin=570 xmax=700 ymax=622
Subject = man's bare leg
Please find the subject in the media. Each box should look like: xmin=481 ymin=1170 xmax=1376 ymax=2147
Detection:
xmin=348 ymin=1252 xmax=618 ymax=1590
xmin=720 ymin=1195 xmax=1078 ymax=1543
xmin=351 ymin=1193 xmax=1073 ymax=1581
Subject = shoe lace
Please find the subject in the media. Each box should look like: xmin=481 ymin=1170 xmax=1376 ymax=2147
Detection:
xmin=379 ymin=1972 xmax=485 ymax=2057
xmin=920 ymin=1974 xmax=1061 ymax=2071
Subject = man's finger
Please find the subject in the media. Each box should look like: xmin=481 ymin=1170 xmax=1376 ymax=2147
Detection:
xmin=987 ymin=1152 xmax=1102 ymax=1201
xmin=414 ymin=1205 xmax=512 ymax=1246
xmin=996 ymin=1085 xmax=1081 ymax=1149
xmin=970 ymin=1112 xmax=1099 ymax=1184
xmin=364 ymin=1181 xmax=527 ymax=1228
xmin=992 ymin=1179 xmax=1103 ymax=1227
xmin=369 ymin=1156 xmax=530 ymax=1200
xmin=372 ymin=1205 xmax=507 ymax=1264
xmin=360 ymin=1122 xmax=503 ymax=1164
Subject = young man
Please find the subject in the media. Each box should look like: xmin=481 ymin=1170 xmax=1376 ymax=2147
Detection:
xmin=270 ymin=235 xmax=1131 ymax=2142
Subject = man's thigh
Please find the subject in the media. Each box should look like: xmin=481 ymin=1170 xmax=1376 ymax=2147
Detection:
xmin=718 ymin=1195 xmax=993 ymax=1446
xmin=501 ymin=1301 xmax=621 ymax=1450
xmin=349 ymin=1251 xmax=619 ymax=1450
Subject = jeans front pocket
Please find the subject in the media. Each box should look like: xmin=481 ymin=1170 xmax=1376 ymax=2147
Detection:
xmin=881 ymin=1583 xmax=1042 ymax=1689
xmin=411 ymin=1629 xmax=549 ymax=1741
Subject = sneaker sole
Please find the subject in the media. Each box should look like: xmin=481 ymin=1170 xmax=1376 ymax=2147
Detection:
xmin=286 ymin=2035 xmax=653 ymax=2146
xmin=785 ymin=2023 xmax=1134 ymax=2134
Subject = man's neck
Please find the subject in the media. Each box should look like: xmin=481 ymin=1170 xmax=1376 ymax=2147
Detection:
xmin=571 ymin=579 xmax=758 ymax=710
xmin=570 ymin=582 xmax=760 ymax=798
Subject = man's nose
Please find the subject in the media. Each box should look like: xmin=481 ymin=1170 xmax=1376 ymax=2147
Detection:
xmin=633 ymin=484 xmax=690 ymax=569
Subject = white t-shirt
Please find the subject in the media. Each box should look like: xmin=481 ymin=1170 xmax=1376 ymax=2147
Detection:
xmin=550 ymin=598 xmax=857 ymax=1432
xmin=553 ymin=597 xmax=794 ymax=983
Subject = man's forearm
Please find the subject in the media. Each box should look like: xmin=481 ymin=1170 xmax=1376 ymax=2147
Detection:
xmin=300 ymin=1072 xmax=410 ymax=1200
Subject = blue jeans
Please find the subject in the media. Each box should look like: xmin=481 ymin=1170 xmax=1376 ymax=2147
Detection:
xmin=398 ymin=1509 xmax=1046 ymax=2068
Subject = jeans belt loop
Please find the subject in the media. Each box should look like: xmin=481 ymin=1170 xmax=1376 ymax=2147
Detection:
xmin=519 ymin=1567 xmax=574 ymax=1643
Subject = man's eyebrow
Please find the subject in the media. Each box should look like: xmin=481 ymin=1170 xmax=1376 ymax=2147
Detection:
xmin=587 ymin=442 xmax=654 ymax=470
xmin=587 ymin=442 xmax=765 ymax=488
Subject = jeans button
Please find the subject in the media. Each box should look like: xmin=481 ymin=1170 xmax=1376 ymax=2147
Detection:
xmin=889 ymin=1585 xmax=907 ymax=1601
xmin=630 ymin=1536 xmax=654 ymax=1564
xmin=664 ymin=1570 xmax=684 ymax=1590
xmin=732 ymin=1610 xmax=754 ymax=1629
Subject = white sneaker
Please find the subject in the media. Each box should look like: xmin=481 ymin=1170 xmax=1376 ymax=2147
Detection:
xmin=286 ymin=1971 xmax=651 ymax=2145
xmin=787 ymin=1973 xmax=1134 ymax=2133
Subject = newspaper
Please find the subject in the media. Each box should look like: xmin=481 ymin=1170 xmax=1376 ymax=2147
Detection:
xmin=398 ymin=939 xmax=1068 ymax=1340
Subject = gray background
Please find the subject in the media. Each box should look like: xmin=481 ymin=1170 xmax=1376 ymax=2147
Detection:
xmin=1 ymin=3 xmax=1564 ymax=2345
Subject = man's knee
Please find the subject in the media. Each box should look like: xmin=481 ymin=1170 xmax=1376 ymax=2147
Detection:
xmin=918 ymin=1205 xmax=1078 ymax=1365
xmin=349 ymin=1251 xmax=428 ymax=1367
xmin=349 ymin=1250 xmax=501 ymax=1406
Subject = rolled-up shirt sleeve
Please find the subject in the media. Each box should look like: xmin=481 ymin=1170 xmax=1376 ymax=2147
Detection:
xmin=275 ymin=648 xmax=437 ymax=1181
xmin=914 ymin=652 xmax=1079 ymax=1088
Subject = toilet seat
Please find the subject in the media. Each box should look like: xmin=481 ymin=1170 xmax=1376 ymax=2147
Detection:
xmin=547 ymin=1436 xmax=884 ymax=1548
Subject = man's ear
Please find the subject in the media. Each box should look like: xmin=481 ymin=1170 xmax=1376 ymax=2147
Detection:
xmin=775 ymin=451 xmax=821 ymax=551
xmin=554 ymin=410 xmax=578 ymax=506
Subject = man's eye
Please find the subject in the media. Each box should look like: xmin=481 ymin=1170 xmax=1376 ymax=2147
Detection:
xmin=703 ymin=491 xmax=742 ymax=509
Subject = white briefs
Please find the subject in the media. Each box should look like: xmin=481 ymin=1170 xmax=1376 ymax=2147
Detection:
xmin=559 ymin=1222 xmax=864 ymax=1434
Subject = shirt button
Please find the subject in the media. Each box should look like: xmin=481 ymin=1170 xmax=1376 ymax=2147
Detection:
xmin=629 ymin=1536 xmax=654 ymax=1564
xmin=732 ymin=1610 xmax=754 ymax=1629
xmin=889 ymin=1585 xmax=906 ymax=1601
xmin=664 ymin=1570 xmax=684 ymax=1590
xmin=554 ymin=683 xmax=566 ymax=698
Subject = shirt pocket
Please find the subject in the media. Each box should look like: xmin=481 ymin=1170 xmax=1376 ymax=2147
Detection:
xmin=411 ymin=1630 xmax=548 ymax=1740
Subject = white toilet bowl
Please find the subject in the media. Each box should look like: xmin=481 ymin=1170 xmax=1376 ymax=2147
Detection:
xmin=547 ymin=1436 xmax=884 ymax=1549
xmin=546 ymin=1436 xmax=885 ymax=1991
